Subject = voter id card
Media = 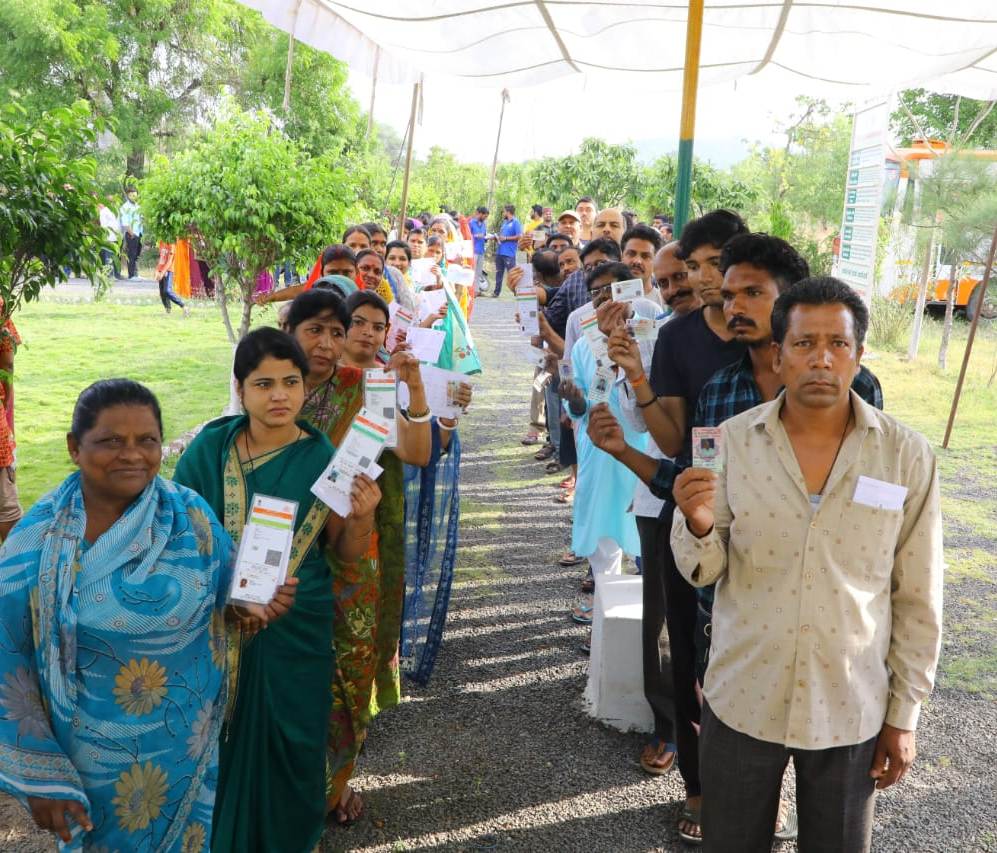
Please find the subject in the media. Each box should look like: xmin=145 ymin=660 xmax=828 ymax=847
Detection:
xmin=364 ymin=369 xmax=398 ymax=448
xmin=588 ymin=366 xmax=615 ymax=406
xmin=229 ymin=494 xmax=298 ymax=606
xmin=691 ymin=427 xmax=723 ymax=472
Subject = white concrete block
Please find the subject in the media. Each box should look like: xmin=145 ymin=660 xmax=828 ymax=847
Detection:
xmin=583 ymin=574 xmax=654 ymax=733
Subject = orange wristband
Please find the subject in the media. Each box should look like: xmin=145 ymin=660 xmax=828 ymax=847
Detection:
xmin=630 ymin=373 xmax=647 ymax=388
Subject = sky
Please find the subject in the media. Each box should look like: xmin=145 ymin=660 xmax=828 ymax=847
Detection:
xmin=347 ymin=69 xmax=857 ymax=168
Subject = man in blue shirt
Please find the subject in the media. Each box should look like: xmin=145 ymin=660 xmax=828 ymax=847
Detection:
xmin=470 ymin=205 xmax=489 ymax=295
xmin=493 ymin=204 xmax=522 ymax=297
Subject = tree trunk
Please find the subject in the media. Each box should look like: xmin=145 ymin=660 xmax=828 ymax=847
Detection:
xmin=238 ymin=285 xmax=254 ymax=340
xmin=905 ymin=229 xmax=936 ymax=361
xmin=126 ymin=147 xmax=146 ymax=180
xmin=937 ymin=258 xmax=959 ymax=370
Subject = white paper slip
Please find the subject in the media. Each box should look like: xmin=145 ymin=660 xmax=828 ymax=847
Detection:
xmin=517 ymin=291 xmax=540 ymax=336
xmin=515 ymin=250 xmax=528 ymax=265
xmin=364 ymin=369 xmax=398 ymax=448
xmin=229 ymin=495 xmax=298 ymax=606
xmin=612 ymin=278 xmax=644 ymax=304
xmin=409 ymin=258 xmax=438 ymax=289
xmin=445 ymin=241 xmax=462 ymax=261
xmin=311 ymin=408 xmax=392 ymax=517
xmin=386 ymin=306 xmax=415 ymax=351
xmin=588 ymin=366 xmax=615 ymax=406
xmin=533 ymin=230 xmax=547 ymax=246
xmin=446 ymin=265 xmax=474 ymax=287
xmin=526 ymin=344 xmax=548 ymax=369
xmin=515 ymin=264 xmax=534 ymax=293
xmin=533 ymin=371 xmax=552 ymax=392
xmin=417 ymin=288 xmax=447 ymax=323
xmin=418 ymin=364 xmax=473 ymax=420
xmin=405 ymin=327 xmax=446 ymax=363
xmin=852 ymin=476 xmax=907 ymax=511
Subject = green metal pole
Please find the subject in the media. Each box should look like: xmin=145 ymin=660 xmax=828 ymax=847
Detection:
xmin=674 ymin=0 xmax=704 ymax=236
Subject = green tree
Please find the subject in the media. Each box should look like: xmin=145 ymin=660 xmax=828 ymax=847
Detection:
xmin=892 ymin=90 xmax=997 ymax=148
xmin=0 ymin=99 xmax=109 ymax=322
xmin=142 ymin=108 xmax=353 ymax=344
xmin=532 ymin=138 xmax=643 ymax=211
xmin=414 ymin=147 xmax=489 ymax=214
xmin=643 ymin=155 xmax=757 ymax=222
xmin=0 ymin=0 xmax=247 ymax=176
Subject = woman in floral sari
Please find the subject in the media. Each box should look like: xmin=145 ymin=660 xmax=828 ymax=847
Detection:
xmin=173 ymin=328 xmax=381 ymax=853
xmin=285 ymin=289 xmax=430 ymax=824
xmin=0 ymin=379 xmax=294 ymax=852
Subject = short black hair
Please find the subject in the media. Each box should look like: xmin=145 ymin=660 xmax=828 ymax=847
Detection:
xmin=354 ymin=249 xmax=383 ymax=271
xmin=771 ymin=276 xmax=869 ymax=348
xmin=286 ymin=290 xmax=350 ymax=332
xmin=321 ymin=244 xmax=356 ymax=267
xmin=342 ymin=224 xmax=372 ymax=243
xmin=532 ymin=249 xmax=560 ymax=281
xmin=345 ymin=289 xmax=390 ymax=324
xmin=71 ymin=379 xmax=163 ymax=440
xmin=531 ymin=204 xmax=543 ymax=217
xmin=622 ymin=223 xmax=663 ymax=254
xmin=476 ymin=205 xmax=489 ymax=215
xmin=407 ymin=227 xmax=425 ymax=238
xmin=503 ymin=204 xmax=516 ymax=214
xmin=233 ymin=327 xmax=310 ymax=384
xmin=360 ymin=221 xmax=387 ymax=239
xmin=385 ymin=240 xmax=411 ymax=260
xmin=576 ymin=196 xmax=594 ymax=206
xmin=719 ymin=233 xmax=810 ymax=293
xmin=580 ymin=237 xmax=622 ymax=263
xmin=652 ymin=213 xmax=666 ymax=222
xmin=546 ymin=233 xmax=571 ymax=249
xmin=586 ymin=261 xmax=632 ymax=290
xmin=676 ymin=209 xmax=749 ymax=260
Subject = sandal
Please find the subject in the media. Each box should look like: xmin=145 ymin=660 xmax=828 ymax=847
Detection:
xmin=677 ymin=802 xmax=703 ymax=846
xmin=639 ymin=739 xmax=677 ymax=776
xmin=521 ymin=431 xmax=540 ymax=446
xmin=570 ymin=598 xmax=593 ymax=624
xmin=558 ymin=551 xmax=586 ymax=567
xmin=545 ymin=460 xmax=563 ymax=474
xmin=774 ymin=799 xmax=799 ymax=841
xmin=534 ymin=444 xmax=555 ymax=461
xmin=554 ymin=488 xmax=574 ymax=505
xmin=334 ymin=785 xmax=364 ymax=827
xmin=559 ymin=475 xmax=575 ymax=489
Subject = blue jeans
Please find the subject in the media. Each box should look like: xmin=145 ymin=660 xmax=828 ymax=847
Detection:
xmin=159 ymin=271 xmax=186 ymax=312
xmin=494 ymin=254 xmax=515 ymax=296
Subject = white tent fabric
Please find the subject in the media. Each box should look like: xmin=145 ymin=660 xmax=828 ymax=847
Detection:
xmin=242 ymin=1 xmax=997 ymax=99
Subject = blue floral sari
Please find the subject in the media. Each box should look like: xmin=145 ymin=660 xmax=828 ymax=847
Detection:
xmin=400 ymin=424 xmax=462 ymax=685
xmin=0 ymin=472 xmax=234 ymax=852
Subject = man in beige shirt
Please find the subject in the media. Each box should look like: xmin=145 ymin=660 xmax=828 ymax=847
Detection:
xmin=671 ymin=276 xmax=943 ymax=852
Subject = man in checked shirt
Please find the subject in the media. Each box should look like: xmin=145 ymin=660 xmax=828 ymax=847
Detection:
xmin=671 ymin=277 xmax=943 ymax=852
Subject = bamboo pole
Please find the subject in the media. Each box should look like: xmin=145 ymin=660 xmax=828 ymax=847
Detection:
xmin=397 ymin=80 xmax=420 ymax=239
xmin=487 ymin=89 xmax=510 ymax=212
xmin=673 ymin=0 xmax=705 ymax=236
xmin=942 ymin=222 xmax=997 ymax=448
xmin=367 ymin=47 xmax=380 ymax=140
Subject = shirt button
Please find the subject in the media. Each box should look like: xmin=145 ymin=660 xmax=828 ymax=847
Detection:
xmin=809 ymin=521 xmax=817 ymax=529
xmin=798 ymin=680 xmax=806 ymax=688
xmin=804 ymin=573 xmax=814 ymax=582
xmin=800 ymin=624 xmax=810 ymax=633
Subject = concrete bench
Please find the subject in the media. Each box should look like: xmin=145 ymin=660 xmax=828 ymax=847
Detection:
xmin=583 ymin=574 xmax=654 ymax=733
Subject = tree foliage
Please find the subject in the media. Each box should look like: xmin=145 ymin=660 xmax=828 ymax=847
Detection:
xmin=643 ymin=155 xmax=757 ymax=220
xmin=142 ymin=107 xmax=353 ymax=342
xmin=0 ymin=99 xmax=109 ymax=322
xmin=892 ymin=89 xmax=997 ymax=148
xmin=533 ymin=138 xmax=643 ymax=211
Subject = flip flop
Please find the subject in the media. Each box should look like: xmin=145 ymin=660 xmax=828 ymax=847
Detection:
xmin=534 ymin=444 xmax=555 ymax=461
xmin=678 ymin=803 xmax=703 ymax=846
xmin=545 ymin=460 xmax=563 ymax=474
xmin=521 ymin=432 xmax=540 ymax=446
xmin=558 ymin=551 xmax=586 ymax=567
xmin=639 ymin=740 xmax=677 ymax=776
xmin=570 ymin=603 xmax=593 ymax=624
xmin=554 ymin=488 xmax=574 ymax=505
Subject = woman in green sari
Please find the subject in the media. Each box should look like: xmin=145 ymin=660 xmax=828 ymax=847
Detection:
xmin=174 ymin=328 xmax=381 ymax=853
xmin=286 ymin=289 xmax=431 ymax=824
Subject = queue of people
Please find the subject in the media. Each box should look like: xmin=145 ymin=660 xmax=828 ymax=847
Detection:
xmin=0 ymin=196 xmax=943 ymax=853
xmin=509 ymin=199 xmax=942 ymax=852
xmin=0 ymin=213 xmax=478 ymax=851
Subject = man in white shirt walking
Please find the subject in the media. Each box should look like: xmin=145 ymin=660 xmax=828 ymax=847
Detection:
xmin=671 ymin=276 xmax=943 ymax=852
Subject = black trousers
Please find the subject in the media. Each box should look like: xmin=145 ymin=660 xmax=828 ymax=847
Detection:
xmin=125 ymin=232 xmax=142 ymax=278
xmin=640 ymin=502 xmax=701 ymax=796
xmin=700 ymin=703 xmax=877 ymax=853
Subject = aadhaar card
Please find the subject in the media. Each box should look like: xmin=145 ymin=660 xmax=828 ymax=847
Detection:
xmin=691 ymin=426 xmax=723 ymax=472
xmin=364 ymin=370 xmax=398 ymax=448
xmin=580 ymin=312 xmax=610 ymax=366
xmin=311 ymin=408 xmax=392 ymax=516
xmin=229 ymin=494 xmax=298 ymax=606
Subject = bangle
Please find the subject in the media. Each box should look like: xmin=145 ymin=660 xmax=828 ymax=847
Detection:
xmin=630 ymin=373 xmax=647 ymax=388
xmin=407 ymin=407 xmax=431 ymax=422
xmin=438 ymin=420 xmax=458 ymax=431
xmin=636 ymin=395 xmax=657 ymax=409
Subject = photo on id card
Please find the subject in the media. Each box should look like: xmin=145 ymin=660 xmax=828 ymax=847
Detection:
xmin=691 ymin=426 xmax=723 ymax=472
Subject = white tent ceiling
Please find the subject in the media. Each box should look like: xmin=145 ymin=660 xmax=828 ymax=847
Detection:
xmin=242 ymin=1 xmax=997 ymax=100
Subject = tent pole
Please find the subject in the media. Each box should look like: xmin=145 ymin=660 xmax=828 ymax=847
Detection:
xmin=282 ymin=0 xmax=303 ymax=114
xmin=487 ymin=89 xmax=510 ymax=211
xmin=674 ymin=0 xmax=704 ymax=236
xmin=942 ymin=222 xmax=997 ymax=448
xmin=367 ymin=47 xmax=380 ymax=140
xmin=397 ymin=80 xmax=420 ymax=239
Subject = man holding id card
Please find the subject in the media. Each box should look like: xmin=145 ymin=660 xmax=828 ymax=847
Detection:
xmin=670 ymin=279 xmax=943 ymax=853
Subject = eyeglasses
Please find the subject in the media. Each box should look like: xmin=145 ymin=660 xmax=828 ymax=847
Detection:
xmin=588 ymin=283 xmax=614 ymax=299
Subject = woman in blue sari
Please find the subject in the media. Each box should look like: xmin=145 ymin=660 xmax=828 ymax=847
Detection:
xmin=0 ymin=379 xmax=294 ymax=852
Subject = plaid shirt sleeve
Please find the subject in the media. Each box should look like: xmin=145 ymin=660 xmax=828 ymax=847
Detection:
xmin=853 ymin=365 xmax=884 ymax=409
xmin=543 ymin=269 xmax=586 ymax=336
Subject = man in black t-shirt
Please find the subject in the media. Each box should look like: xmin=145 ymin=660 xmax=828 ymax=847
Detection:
xmin=604 ymin=210 xmax=749 ymax=845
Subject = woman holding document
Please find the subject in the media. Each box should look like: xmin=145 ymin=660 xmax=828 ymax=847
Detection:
xmin=173 ymin=327 xmax=381 ymax=853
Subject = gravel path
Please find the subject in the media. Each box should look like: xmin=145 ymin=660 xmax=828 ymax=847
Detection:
xmin=1 ymin=295 xmax=993 ymax=852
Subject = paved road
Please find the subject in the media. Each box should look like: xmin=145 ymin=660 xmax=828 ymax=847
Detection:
xmin=1 ymin=295 xmax=992 ymax=852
